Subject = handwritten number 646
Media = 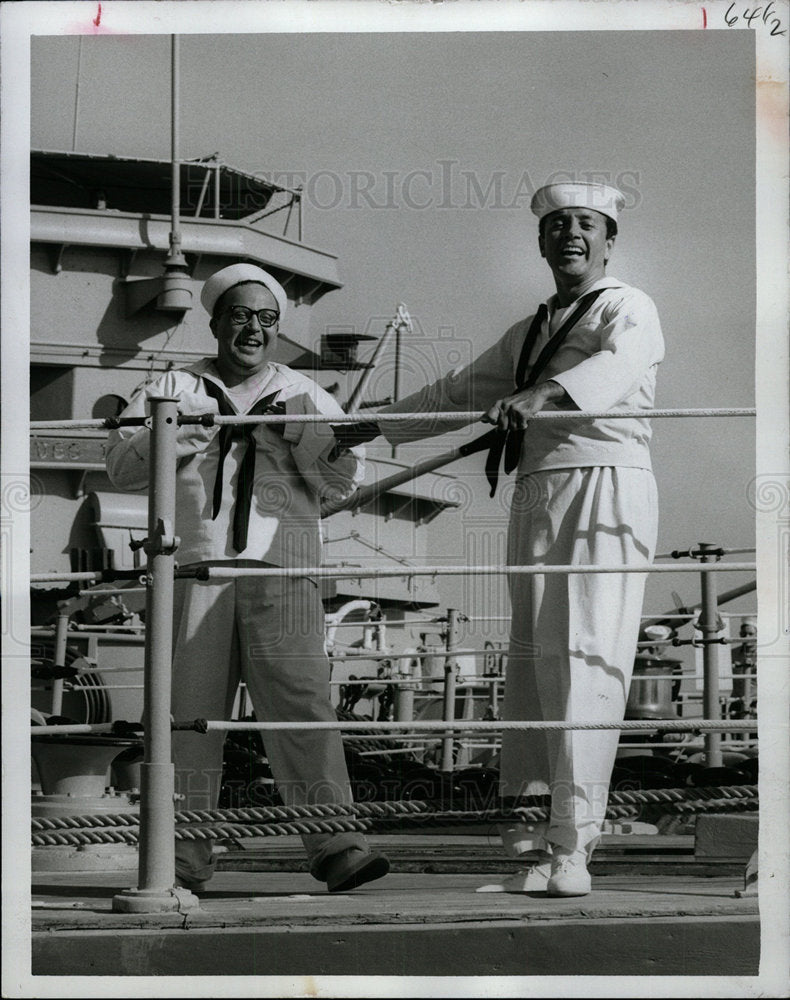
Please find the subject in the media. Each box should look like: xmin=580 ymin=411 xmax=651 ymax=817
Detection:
xmin=725 ymin=2 xmax=788 ymax=34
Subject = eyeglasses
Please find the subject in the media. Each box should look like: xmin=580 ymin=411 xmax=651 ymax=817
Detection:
xmin=223 ymin=305 xmax=280 ymax=328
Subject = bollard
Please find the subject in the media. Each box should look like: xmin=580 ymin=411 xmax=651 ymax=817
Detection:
xmin=113 ymin=397 xmax=198 ymax=912
xmin=440 ymin=608 xmax=461 ymax=772
xmin=51 ymin=612 xmax=69 ymax=717
xmin=698 ymin=543 xmax=724 ymax=768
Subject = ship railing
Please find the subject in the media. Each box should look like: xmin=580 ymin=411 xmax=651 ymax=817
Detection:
xmin=28 ymin=400 xmax=758 ymax=912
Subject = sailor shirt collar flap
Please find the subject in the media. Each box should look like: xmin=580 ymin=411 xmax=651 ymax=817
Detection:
xmin=186 ymin=359 xmax=303 ymax=438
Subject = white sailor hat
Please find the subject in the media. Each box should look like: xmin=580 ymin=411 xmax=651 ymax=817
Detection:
xmin=530 ymin=182 xmax=626 ymax=224
xmin=201 ymin=263 xmax=288 ymax=319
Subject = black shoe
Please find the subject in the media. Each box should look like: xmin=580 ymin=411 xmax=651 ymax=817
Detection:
xmin=325 ymin=848 xmax=390 ymax=893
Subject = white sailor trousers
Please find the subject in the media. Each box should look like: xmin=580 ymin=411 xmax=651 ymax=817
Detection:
xmin=499 ymin=467 xmax=659 ymax=854
xmin=171 ymin=563 xmax=368 ymax=881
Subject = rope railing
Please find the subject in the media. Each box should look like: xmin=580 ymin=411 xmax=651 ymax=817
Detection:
xmin=178 ymin=718 xmax=745 ymax=734
xmin=29 ymin=396 xmax=758 ymax=911
xmin=29 ymin=406 xmax=756 ymax=432
xmin=30 ymin=717 xmax=750 ymax=737
xmin=182 ymin=562 xmax=755 ymax=582
xmin=354 ymin=739 xmax=759 ymax=753
xmin=31 ymin=723 xmax=120 ymax=736
xmin=31 ymin=571 xmax=145 ymax=584
xmin=29 ymin=561 xmax=756 ymax=585
xmin=31 ymin=784 xmax=758 ymax=833
xmin=657 ymin=547 xmax=756 ymax=559
xmin=30 ymin=784 xmax=759 ymax=847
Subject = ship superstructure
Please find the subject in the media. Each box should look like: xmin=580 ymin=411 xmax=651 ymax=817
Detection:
xmin=29 ymin=147 xmax=465 ymax=733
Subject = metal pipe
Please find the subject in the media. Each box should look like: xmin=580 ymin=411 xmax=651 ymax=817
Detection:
xmin=698 ymin=543 xmax=724 ymax=767
xmin=77 ymin=588 xmax=147 ymax=597
xmin=324 ymin=599 xmax=376 ymax=652
xmin=169 ymin=35 xmax=182 ymax=261
xmin=72 ymin=37 xmax=83 ymax=152
xmin=113 ymin=398 xmax=188 ymax=912
xmin=329 ymin=675 xmax=503 ymax=687
xmin=325 ymin=617 xmax=437 ymax=628
xmin=488 ymin=678 xmax=500 ymax=719
xmin=55 ymin=670 xmax=754 ymax=690
xmin=28 ymin=631 xmax=146 ymax=646
xmin=31 ymin=723 xmax=118 ymax=736
xmin=638 ymin=580 xmax=757 ymax=632
xmin=68 ymin=623 xmax=146 ymax=632
xmin=391 ymin=320 xmax=403 ymax=458
xmin=395 ymin=681 xmax=415 ymax=723
xmin=345 ymin=304 xmax=410 ymax=414
xmin=329 ymin=648 xmax=482 ymax=662
xmin=71 ymin=665 xmax=143 ymax=674
xmin=76 ymin=684 xmax=144 ymax=691
xmin=194 ymin=165 xmax=212 ymax=218
xmin=394 ymin=651 xmax=417 ymax=723
xmin=455 ymin=612 xmax=760 ymax=624
xmin=656 ymin=547 xmax=756 ymax=559
xmin=393 ymin=323 xmax=402 ymax=406
xmin=214 ymin=161 xmax=221 ymax=219
xmin=141 ymin=397 xmax=179 ymax=887
xmin=50 ymin=612 xmax=70 ymax=716
xmin=322 ymin=440 xmax=468 ymax=518
xmin=440 ymin=609 xmax=460 ymax=771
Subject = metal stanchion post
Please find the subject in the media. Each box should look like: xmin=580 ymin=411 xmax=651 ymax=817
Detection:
xmin=50 ymin=611 xmax=69 ymax=717
xmin=395 ymin=652 xmax=416 ymax=724
xmin=440 ymin=608 xmax=460 ymax=772
xmin=113 ymin=397 xmax=197 ymax=912
xmin=698 ymin=542 xmax=723 ymax=768
xmin=488 ymin=678 xmax=499 ymax=721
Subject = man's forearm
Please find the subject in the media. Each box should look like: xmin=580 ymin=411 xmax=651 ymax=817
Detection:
xmin=541 ymin=379 xmax=578 ymax=409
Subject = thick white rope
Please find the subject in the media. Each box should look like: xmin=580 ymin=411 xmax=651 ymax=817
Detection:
xmin=30 ymin=561 xmax=756 ymax=584
xmin=192 ymin=719 xmax=756 ymax=734
xmin=29 ymin=406 xmax=756 ymax=431
xmin=32 ymin=718 xmax=749 ymax=737
xmin=191 ymin=562 xmax=756 ymax=581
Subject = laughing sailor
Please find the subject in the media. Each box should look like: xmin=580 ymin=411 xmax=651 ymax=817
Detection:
xmin=106 ymin=263 xmax=390 ymax=894
xmin=334 ymin=181 xmax=664 ymax=896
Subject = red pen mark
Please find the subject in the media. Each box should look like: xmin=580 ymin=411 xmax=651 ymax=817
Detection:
xmin=63 ymin=2 xmax=112 ymax=34
xmin=702 ymin=7 xmax=707 ymax=28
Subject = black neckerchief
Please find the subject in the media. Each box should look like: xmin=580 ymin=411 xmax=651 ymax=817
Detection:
xmin=201 ymin=376 xmax=286 ymax=552
xmin=463 ymin=286 xmax=607 ymax=497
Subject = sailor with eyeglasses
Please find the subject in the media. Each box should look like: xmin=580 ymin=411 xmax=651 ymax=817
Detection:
xmin=106 ymin=263 xmax=390 ymax=895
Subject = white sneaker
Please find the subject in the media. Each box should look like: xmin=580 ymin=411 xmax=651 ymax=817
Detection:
xmin=476 ymin=856 xmax=552 ymax=893
xmin=546 ymin=847 xmax=591 ymax=897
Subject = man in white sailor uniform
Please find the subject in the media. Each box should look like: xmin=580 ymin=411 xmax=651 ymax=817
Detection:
xmin=106 ymin=263 xmax=390 ymax=894
xmin=334 ymin=182 xmax=664 ymax=896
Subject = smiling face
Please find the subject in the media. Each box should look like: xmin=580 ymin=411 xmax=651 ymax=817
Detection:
xmin=539 ymin=208 xmax=615 ymax=296
xmin=210 ymin=282 xmax=280 ymax=382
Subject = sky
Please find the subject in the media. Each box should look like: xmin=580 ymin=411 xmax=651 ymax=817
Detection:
xmin=28 ymin=26 xmax=759 ymax=629
xmin=3 ymin=2 xmax=790 ymax=997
